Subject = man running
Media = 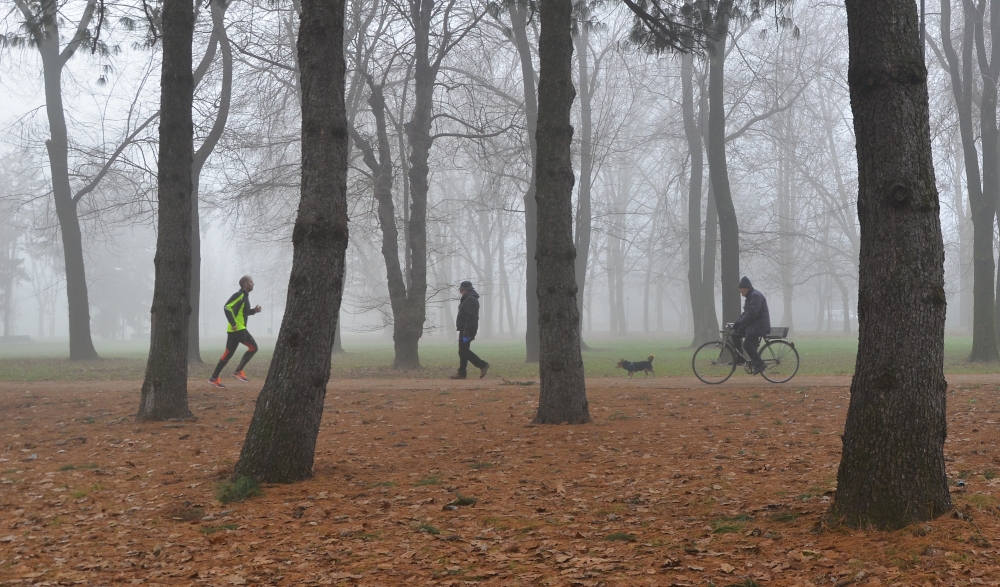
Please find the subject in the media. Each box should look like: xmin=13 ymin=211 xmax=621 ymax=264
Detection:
xmin=208 ymin=275 xmax=262 ymax=388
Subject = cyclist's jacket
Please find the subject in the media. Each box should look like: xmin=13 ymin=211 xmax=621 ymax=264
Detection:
xmin=224 ymin=289 xmax=258 ymax=333
xmin=734 ymin=287 xmax=771 ymax=338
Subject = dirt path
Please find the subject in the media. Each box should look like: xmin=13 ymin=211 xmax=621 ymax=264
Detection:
xmin=2 ymin=376 xmax=1000 ymax=586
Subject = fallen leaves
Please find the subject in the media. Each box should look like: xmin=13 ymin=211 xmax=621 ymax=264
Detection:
xmin=2 ymin=378 xmax=1000 ymax=586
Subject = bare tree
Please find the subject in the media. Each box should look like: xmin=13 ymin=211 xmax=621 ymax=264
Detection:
xmin=534 ymin=0 xmax=589 ymax=425
xmin=137 ymin=0 xmax=195 ymax=422
xmin=234 ymin=0 xmax=349 ymax=483
xmin=832 ymin=0 xmax=951 ymax=529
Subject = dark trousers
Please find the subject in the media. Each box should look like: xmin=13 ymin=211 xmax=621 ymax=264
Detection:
xmin=458 ymin=335 xmax=486 ymax=376
xmin=212 ymin=330 xmax=258 ymax=379
xmin=742 ymin=334 xmax=764 ymax=369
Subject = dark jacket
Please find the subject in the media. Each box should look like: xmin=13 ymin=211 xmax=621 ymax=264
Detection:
xmin=456 ymin=289 xmax=480 ymax=339
xmin=734 ymin=287 xmax=771 ymax=338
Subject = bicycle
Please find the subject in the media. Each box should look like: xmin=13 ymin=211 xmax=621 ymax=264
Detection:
xmin=691 ymin=323 xmax=800 ymax=384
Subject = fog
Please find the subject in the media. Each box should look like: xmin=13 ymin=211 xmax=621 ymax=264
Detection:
xmin=0 ymin=0 xmax=983 ymax=352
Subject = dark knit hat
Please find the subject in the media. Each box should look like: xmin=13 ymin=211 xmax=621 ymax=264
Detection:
xmin=738 ymin=276 xmax=752 ymax=289
xmin=459 ymin=280 xmax=473 ymax=290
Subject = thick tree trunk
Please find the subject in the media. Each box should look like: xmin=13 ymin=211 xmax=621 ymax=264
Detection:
xmin=703 ymin=2 xmax=740 ymax=325
xmin=574 ymin=21 xmax=593 ymax=349
xmin=32 ymin=0 xmax=100 ymax=361
xmin=832 ymin=0 xmax=951 ymax=529
xmin=509 ymin=1 xmax=541 ymax=363
xmin=233 ymin=0 xmax=348 ymax=483
xmin=137 ymin=0 xmax=195 ymax=422
xmin=534 ymin=0 xmax=589 ymax=426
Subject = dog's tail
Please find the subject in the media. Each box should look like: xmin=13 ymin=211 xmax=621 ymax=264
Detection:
xmin=647 ymin=355 xmax=654 ymax=362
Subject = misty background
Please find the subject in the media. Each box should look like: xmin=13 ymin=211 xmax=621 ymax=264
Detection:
xmin=0 ymin=0 xmax=977 ymax=353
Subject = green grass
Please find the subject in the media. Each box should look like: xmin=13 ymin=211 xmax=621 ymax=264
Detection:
xmin=216 ymin=477 xmax=262 ymax=504
xmin=414 ymin=474 xmax=442 ymax=486
xmin=0 ymin=335 xmax=996 ymax=381
xmin=605 ymin=532 xmax=637 ymax=542
xmin=201 ymin=523 xmax=239 ymax=534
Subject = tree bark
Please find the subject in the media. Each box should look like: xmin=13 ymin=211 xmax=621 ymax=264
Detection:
xmin=832 ymin=0 xmax=951 ymax=529
xmin=137 ymin=0 xmax=195 ymax=421
xmin=703 ymin=0 xmax=740 ymax=325
xmin=574 ymin=18 xmax=593 ymax=350
xmin=509 ymin=1 xmax=541 ymax=363
xmin=233 ymin=0 xmax=348 ymax=483
xmin=533 ymin=0 xmax=589 ymax=426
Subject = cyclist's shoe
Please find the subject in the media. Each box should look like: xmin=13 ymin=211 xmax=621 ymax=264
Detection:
xmin=753 ymin=363 xmax=767 ymax=375
xmin=207 ymin=377 xmax=226 ymax=389
xmin=233 ymin=371 xmax=250 ymax=383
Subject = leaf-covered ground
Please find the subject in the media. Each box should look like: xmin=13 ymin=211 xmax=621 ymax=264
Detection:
xmin=2 ymin=375 xmax=1000 ymax=586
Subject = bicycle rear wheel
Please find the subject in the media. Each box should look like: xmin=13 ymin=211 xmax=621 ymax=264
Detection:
xmin=760 ymin=340 xmax=799 ymax=383
xmin=692 ymin=341 xmax=737 ymax=384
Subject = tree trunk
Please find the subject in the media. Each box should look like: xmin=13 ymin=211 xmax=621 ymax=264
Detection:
xmin=349 ymin=78 xmax=413 ymax=368
xmin=972 ymin=0 xmax=1000 ymax=356
xmin=394 ymin=0 xmax=442 ymax=370
xmin=137 ymin=0 xmax=195 ymax=422
xmin=941 ymin=0 xmax=998 ymax=359
xmin=233 ymin=0 xmax=348 ymax=483
xmin=682 ymin=52 xmax=713 ymax=346
xmin=34 ymin=0 xmax=99 ymax=360
xmin=832 ymin=0 xmax=951 ymax=529
xmin=702 ymin=181 xmax=720 ymax=335
xmin=188 ymin=0 xmax=234 ymax=364
xmin=574 ymin=20 xmax=593 ymax=349
xmin=534 ymin=0 xmax=589 ymax=426
xmin=704 ymin=2 xmax=740 ymax=325
xmin=509 ymin=1 xmax=541 ymax=363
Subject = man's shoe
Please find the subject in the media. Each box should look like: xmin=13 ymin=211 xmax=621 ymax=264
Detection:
xmin=233 ymin=371 xmax=250 ymax=383
xmin=449 ymin=372 xmax=467 ymax=380
xmin=754 ymin=363 xmax=767 ymax=375
xmin=479 ymin=363 xmax=490 ymax=379
xmin=207 ymin=377 xmax=226 ymax=389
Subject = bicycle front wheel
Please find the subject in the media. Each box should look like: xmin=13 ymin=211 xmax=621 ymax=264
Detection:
xmin=760 ymin=340 xmax=799 ymax=383
xmin=692 ymin=341 xmax=737 ymax=384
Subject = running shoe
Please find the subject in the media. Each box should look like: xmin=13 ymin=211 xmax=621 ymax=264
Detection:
xmin=207 ymin=377 xmax=226 ymax=389
xmin=233 ymin=371 xmax=250 ymax=383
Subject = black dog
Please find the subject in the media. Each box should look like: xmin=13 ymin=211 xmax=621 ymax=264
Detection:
xmin=616 ymin=355 xmax=654 ymax=378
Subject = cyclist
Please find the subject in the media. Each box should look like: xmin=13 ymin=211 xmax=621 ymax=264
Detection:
xmin=733 ymin=276 xmax=771 ymax=374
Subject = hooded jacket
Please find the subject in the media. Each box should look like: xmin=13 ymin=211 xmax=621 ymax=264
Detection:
xmin=456 ymin=289 xmax=480 ymax=339
xmin=734 ymin=286 xmax=771 ymax=338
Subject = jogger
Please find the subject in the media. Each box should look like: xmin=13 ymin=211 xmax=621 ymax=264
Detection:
xmin=208 ymin=275 xmax=262 ymax=388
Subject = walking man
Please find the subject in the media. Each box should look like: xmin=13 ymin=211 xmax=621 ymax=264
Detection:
xmin=208 ymin=275 xmax=262 ymax=388
xmin=733 ymin=276 xmax=771 ymax=374
xmin=451 ymin=281 xmax=490 ymax=380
